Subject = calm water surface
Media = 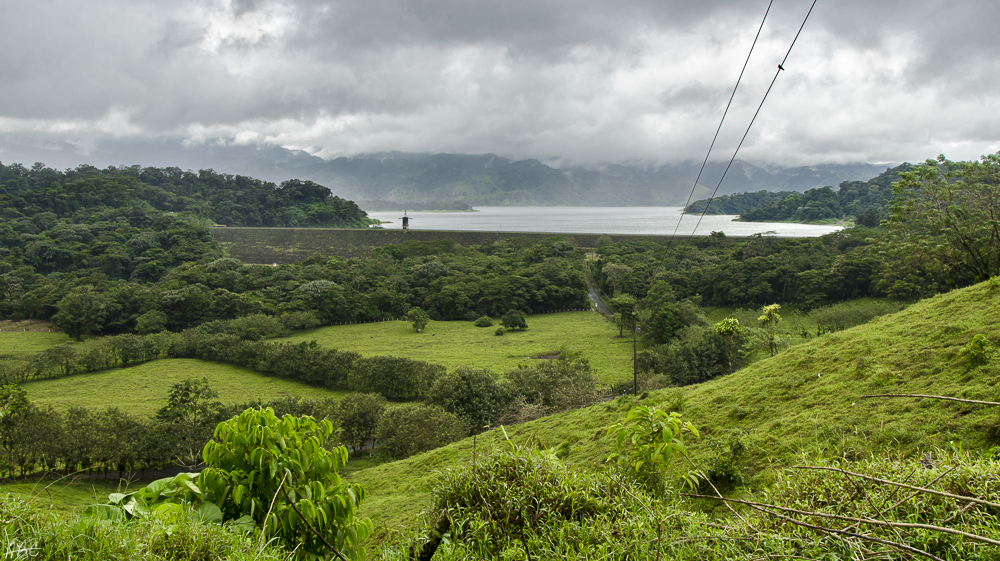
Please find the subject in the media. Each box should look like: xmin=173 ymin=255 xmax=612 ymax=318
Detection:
xmin=368 ymin=207 xmax=842 ymax=237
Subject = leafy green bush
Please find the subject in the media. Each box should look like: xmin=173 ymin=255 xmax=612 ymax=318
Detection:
xmin=430 ymin=442 xmax=610 ymax=556
xmin=425 ymin=367 xmax=515 ymax=432
xmin=501 ymin=310 xmax=528 ymax=330
xmin=961 ymin=334 xmax=995 ymax=366
xmin=504 ymin=359 xmax=599 ymax=409
xmin=335 ymin=392 xmax=386 ymax=452
xmin=607 ymin=405 xmax=700 ymax=495
xmin=374 ymin=404 xmax=469 ymax=461
xmin=494 ymin=327 xmax=504 ymax=336
xmin=473 ymin=315 xmax=493 ymax=327
xmin=200 ymin=408 xmax=372 ymax=559
xmin=93 ymin=408 xmax=371 ymax=560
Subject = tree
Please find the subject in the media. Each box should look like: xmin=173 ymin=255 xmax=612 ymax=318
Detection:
xmin=757 ymin=304 xmax=782 ymax=357
xmin=374 ymin=404 xmax=469 ymax=461
xmin=610 ymin=295 xmax=637 ymax=336
xmin=154 ymin=378 xmax=224 ymax=466
xmin=714 ymin=317 xmax=742 ymax=371
xmin=52 ymin=285 xmax=118 ymax=341
xmin=335 ymin=392 xmax=386 ymax=452
xmin=602 ymin=262 xmax=633 ymax=296
xmin=879 ymin=152 xmax=1000 ymax=297
xmin=407 ymin=306 xmax=430 ymax=331
xmin=425 ymin=367 xmax=515 ymax=433
xmin=501 ymin=309 xmax=528 ymax=330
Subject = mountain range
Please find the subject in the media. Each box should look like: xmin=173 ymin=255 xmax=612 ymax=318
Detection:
xmin=0 ymin=138 xmax=892 ymax=207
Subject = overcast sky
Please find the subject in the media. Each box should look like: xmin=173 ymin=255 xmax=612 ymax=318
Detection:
xmin=1 ymin=0 xmax=998 ymax=168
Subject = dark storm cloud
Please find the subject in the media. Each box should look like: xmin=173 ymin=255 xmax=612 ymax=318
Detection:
xmin=1 ymin=0 xmax=998 ymax=167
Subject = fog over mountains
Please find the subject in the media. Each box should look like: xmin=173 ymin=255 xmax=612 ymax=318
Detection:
xmin=0 ymin=138 xmax=890 ymax=207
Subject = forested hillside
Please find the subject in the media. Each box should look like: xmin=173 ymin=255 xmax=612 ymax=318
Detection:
xmin=684 ymin=163 xmax=910 ymax=225
xmin=0 ymin=162 xmax=371 ymax=228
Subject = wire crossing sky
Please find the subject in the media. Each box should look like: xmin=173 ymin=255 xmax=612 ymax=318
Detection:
xmin=1 ymin=0 xmax=999 ymax=168
xmin=688 ymin=0 xmax=818 ymax=238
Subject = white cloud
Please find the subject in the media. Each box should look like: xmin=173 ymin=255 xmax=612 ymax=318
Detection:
xmin=1 ymin=0 xmax=999 ymax=167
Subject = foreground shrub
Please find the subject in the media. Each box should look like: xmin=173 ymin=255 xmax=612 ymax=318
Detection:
xmin=200 ymin=409 xmax=372 ymax=559
xmin=374 ymin=404 xmax=469 ymax=461
xmin=386 ymin=449 xmax=1000 ymax=561
xmin=98 ymin=408 xmax=372 ymax=560
xmin=2 ymin=494 xmax=285 ymax=561
xmin=430 ymin=443 xmax=610 ymax=556
xmin=473 ymin=315 xmax=493 ymax=327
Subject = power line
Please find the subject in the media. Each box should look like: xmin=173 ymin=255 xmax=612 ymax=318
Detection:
xmin=688 ymin=0 xmax=818 ymax=239
xmin=671 ymin=0 xmax=774 ymax=240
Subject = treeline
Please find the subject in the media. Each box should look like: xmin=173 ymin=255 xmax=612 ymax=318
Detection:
xmin=593 ymin=230 xmax=876 ymax=311
xmin=0 ymin=162 xmax=372 ymax=228
xmin=0 ymin=342 xmax=602 ymax=476
xmin=3 ymin=235 xmax=589 ymax=339
xmin=1 ymin=327 xmax=443 ymax=400
xmin=684 ymin=164 xmax=910 ymax=225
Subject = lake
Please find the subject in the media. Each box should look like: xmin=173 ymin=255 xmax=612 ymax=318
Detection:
xmin=367 ymin=207 xmax=842 ymax=237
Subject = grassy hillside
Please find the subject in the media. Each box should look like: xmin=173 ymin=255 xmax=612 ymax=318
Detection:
xmin=286 ymin=311 xmax=633 ymax=384
xmin=349 ymin=279 xmax=1000 ymax=529
xmin=21 ymin=359 xmax=348 ymax=417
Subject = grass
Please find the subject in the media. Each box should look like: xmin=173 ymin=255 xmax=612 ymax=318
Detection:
xmin=21 ymin=359 xmax=349 ymax=417
xmin=285 ymin=311 xmax=634 ymax=384
xmin=347 ymin=279 xmax=1000 ymax=530
xmin=2 ymin=477 xmax=145 ymax=515
xmin=0 ymin=328 xmax=72 ymax=358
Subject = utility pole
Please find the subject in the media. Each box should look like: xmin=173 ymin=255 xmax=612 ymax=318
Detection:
xmin=632 ymin=310 xmax=637 ymax=396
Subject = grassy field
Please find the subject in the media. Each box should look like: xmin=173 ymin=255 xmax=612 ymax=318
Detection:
xmin=285 ymin=311 xmax=635 ymax=384
xmin=348 ymin=279 xmax=1000 ymax=529
xmin=21 ymin=359 xmax=349 ymax=417
xmin=0 ymin=328 xmax=71 ymax=358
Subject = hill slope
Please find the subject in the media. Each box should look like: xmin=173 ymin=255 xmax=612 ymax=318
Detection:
xmin=349 ymin=279 xmax=1000 ymax=528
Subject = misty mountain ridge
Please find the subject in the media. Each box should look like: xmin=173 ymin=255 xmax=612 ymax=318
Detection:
xmin=0 ymin=138 xmax=891 ymax=207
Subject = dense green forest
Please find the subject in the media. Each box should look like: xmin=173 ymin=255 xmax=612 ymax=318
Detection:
xmin=0 ymin=162 xmax=372 ymax=228
xmin=684 ymin=163 xmax=910 ymax=225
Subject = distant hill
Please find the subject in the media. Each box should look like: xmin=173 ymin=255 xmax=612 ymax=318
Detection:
xmin=0 ymin=138 xmax=890 ymax=206
xmin=685 ymin=163 xmax=911 ymax=225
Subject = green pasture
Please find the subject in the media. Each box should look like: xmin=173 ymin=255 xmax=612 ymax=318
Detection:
xmin=0 ymin=329 xmax=72 ymax=358
xmin=21 ymin=359 xmax=349 ymax=417
xmin=285 ymin=311 xmax=634 ymax=384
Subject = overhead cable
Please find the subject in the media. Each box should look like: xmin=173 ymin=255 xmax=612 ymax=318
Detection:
xmin=687 ymin=0 xmax=818 ymax=239
xmin=671 ymin=0 xmax=774 ymax=239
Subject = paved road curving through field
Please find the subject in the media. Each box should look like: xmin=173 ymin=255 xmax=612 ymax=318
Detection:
xmin=587 ymin=275 xmax=612 ymax=317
